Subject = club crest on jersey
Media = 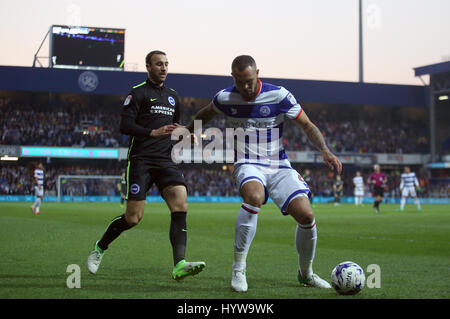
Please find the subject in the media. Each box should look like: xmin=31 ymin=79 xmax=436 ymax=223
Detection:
xmin=168 ymin=96 xmax=176 ymax=106
xmin=259 ymin=105 xmax=271 ymax=117
xmin=123 ymin=95 xmax=132 ymax=106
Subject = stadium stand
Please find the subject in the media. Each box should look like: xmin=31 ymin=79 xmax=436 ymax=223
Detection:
xmin=0 ymin=93 xmax=430 ymax=154
xmin=0 ymin=64 xmax=448 ymax=202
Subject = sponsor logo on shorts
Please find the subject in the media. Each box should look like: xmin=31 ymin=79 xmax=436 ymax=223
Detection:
xmin=130 ymin=184 xmax=140 ymax=195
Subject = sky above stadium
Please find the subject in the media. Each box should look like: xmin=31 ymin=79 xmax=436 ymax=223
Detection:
xmin=0 ymin=0 xmax=449 ymax=85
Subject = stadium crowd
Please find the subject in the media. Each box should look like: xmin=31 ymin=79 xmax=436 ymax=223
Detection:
xmin=0 ymin=94 xmax=430 ymax=154
xmin=1 ymin=93 xmax=446 ymax=199
xmin=1 ymin=163 xmax=448 ymax=199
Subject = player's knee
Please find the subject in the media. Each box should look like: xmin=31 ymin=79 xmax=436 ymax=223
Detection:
xmin=298 ymin=210 xmax=315 ymax=225
xmin=124 ymin=205 xmax=144 ymax=227
xmin=243 ymin=192 xmax=264 ymax=207
xmin=125 ymin=214 xmax=141 ymax=227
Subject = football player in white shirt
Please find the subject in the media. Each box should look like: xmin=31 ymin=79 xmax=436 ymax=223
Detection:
xmin=398 ymin=166 xmax=421 ymax=211
xmin=353 ymin=171 xmax=365 ymax=206
xmin=185 ymin=55 xmax=342 ymax=292
xmin=30 ymin=162 xmax=44 ymax=215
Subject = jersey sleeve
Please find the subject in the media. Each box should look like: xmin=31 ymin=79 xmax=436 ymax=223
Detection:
xmin=121 ymin=90 xmax=140 ymax=119
xmin=211 ymin=91 xmax=224 ymax=114
xmin=278 ymin=87 xmax=302 ymax=119
xmin=414 ymin=174 xmax=419 ymax=187
xmin=119 ymin=90 xmax=152 ymax=137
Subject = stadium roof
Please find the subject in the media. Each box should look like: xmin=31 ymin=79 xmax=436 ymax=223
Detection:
xmin=414 ymin=61 xmax=450 ymax=77
xmin=0 ymin=65 xmax=428 ymax=107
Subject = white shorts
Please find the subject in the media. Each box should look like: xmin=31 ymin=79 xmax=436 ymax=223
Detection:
xmin=354 ymin=187 xmax=364 ymax=197
xmin=401 ymin=186 xmax=417 ymax=198
xmin=35 ymin=186 xmax=44 ymax=197
xmin=233 ymin=164 xmax=311 ymax=215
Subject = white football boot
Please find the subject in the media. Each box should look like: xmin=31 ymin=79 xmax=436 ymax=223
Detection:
xmin=298 ymin=272 xmax=332 ymax=288
xmin=231 ymin=269 xmax=248 ymax=292
xmin=87 ymin=241 xmax=104 ymax=274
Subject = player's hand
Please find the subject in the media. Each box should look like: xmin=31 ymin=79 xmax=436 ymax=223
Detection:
xmin=173 ymin=124 xmax=199 ymax=146
xmin=322 ymin=149 xmax=342 ymax=174
xmin=150 ymin=124 xmax=178 ymax=137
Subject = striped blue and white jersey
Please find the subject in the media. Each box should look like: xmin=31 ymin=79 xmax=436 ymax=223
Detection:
xmin=211 ymin=80 xmax=302 ymax=167
xmin=34 ymin=169 xmax=44 ymax=188
xmin=353 ymin=176 xmax=364 ymax=189
xmin=400 ymin=172 xmax=418 ymax=189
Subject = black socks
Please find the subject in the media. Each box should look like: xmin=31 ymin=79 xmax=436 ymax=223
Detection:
xmin=374 ymin=200 xmax=380 ymax=209
xmin=97 ymin=211 xmax=188 ymax=266
xmin=98 ymin=214 xmax=132 ymax=251
xmin=170 ymin=211 xmax=187 ymax=266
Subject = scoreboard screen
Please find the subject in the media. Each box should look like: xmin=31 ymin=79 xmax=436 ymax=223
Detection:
xmin=50 ymin=25 xmax=125 ymax=71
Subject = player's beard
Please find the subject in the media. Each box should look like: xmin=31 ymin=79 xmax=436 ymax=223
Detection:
xmin=149 ymin=72 xmax=166 ymax=86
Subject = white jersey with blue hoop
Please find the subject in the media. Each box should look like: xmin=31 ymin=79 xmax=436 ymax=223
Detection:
xmin=400 ymin=172 xmax=418 ymax=189
xmin=34 ymin=168 xmax=44 ymax=197
xmin=34 ymin=169 xmax=44 ymax=188
xmin=400 ymin=172 xmax=419 ymax=198
xmin=211 ymin=80 xmax=302 ymax=168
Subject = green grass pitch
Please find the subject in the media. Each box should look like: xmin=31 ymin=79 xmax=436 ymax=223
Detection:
xmin=0 ymin=201 xmax=449 ymax=299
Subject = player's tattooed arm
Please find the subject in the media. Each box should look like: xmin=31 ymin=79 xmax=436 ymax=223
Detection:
xmin=293 ymin=111 xmax=327 ymax=151
xmin=303 ymin=122 xmax=328 ymax=152
xmin=293 ymin=111 xmax=342 ymax=174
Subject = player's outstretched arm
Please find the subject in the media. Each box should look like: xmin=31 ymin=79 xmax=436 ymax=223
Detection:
xmin=186 ymin=102 xmax=218 ymax=133
xmin=293 ymin=111 xmax=342 ymax=174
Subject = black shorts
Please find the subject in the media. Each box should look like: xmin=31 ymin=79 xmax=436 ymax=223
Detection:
xmin=126 ymin=158 xmax=187 ymax=200
xmin=373 ymin=186 xmax=384 ymax=197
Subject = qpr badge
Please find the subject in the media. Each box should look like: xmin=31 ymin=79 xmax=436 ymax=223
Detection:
xmin=168 ymin=96 xmax=176 ymax=106
xmin=78 ymin=71 xmax=99 ymax=92
xmin=259 ymin=105 xmax=271 ymax=117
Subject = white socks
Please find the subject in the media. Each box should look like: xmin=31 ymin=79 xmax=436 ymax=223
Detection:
xmin=233 ymin=203 xmax=319 ymax=280
xmin=401 ymin=197 xmax=421 ymax=210
xmin=400 ymin=197 xmax=406 ymax=210
xmin=415 ymin=197 xmax=421 ymax=209
xmin=32 ymin=198 xmax=41 ymax=213
xmin=295 ymin=219 xmax=317 ymax=278
xmin=233 ymin=203 xmax=259 ymax=271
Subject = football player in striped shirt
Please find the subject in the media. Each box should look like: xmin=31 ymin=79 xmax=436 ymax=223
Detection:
xmin=353 ymin=171 xmax=365 ymax=206
xmin=186 ymin=55 xmax=342 ymax=292
xmin=30 ymin=162 xmax=44 ymax=215
xmin=398 ymin=166 xmax=421 ymax=211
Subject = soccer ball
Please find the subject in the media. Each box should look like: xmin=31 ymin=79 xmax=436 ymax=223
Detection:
xmin=331 ymin=261 xmax=365 ymax=295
